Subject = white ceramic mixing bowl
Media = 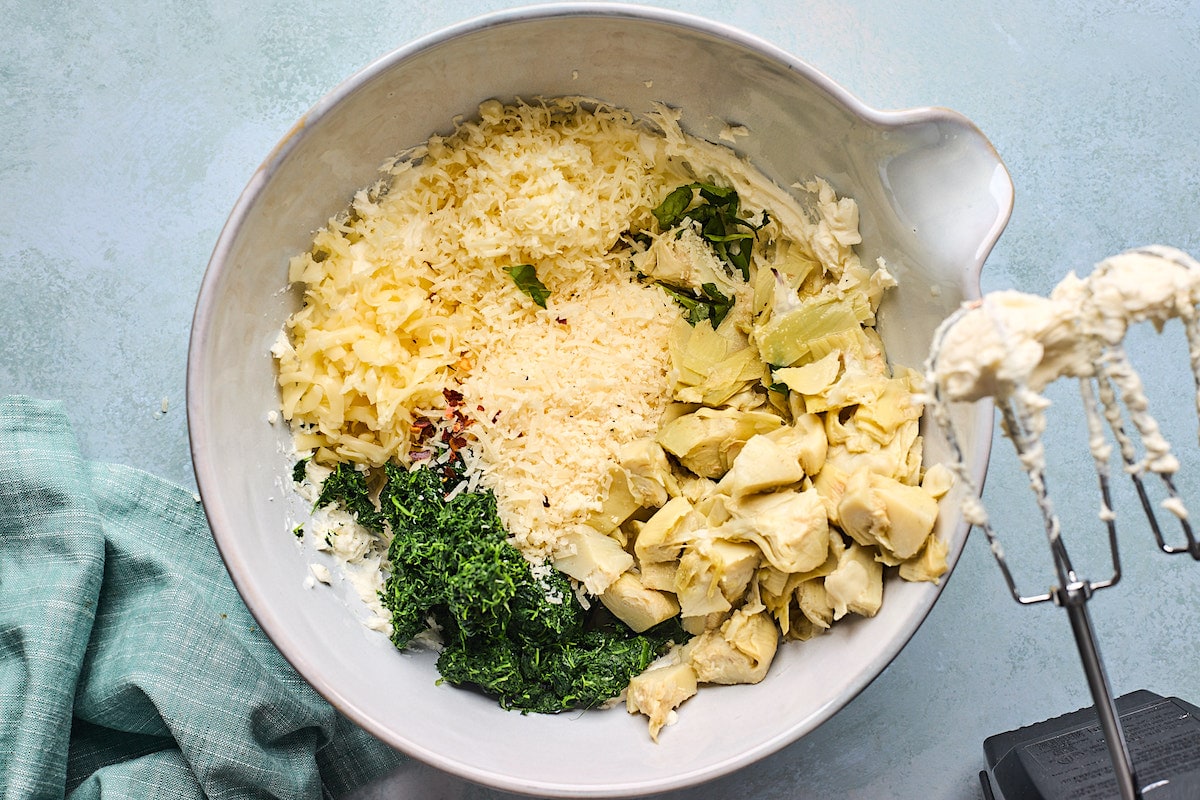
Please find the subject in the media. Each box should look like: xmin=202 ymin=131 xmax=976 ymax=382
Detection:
xmin=188 ymin=4 xmax=1011 ymax=796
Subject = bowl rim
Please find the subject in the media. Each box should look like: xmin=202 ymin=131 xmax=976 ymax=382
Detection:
xmin=188 ymin=3 xmax=1008 ymax=796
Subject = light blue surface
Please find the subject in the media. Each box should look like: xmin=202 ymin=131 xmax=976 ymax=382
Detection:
xmin=4 ymin=2 xmax=1200 ymax=798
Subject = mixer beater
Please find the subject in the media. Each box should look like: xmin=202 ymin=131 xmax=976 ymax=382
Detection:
xmin=924 ymin=246 xmax=1200 ymax=800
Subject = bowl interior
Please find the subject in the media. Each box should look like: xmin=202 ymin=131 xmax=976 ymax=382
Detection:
xmin=188 ymin=6 xmax=1009 ymax=797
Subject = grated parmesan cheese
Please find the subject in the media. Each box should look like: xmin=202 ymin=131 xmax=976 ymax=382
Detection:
xmin=275 ymin=97 xmax=857 ymax=562
xmin=277 ymin=99 xmax=690 ymax=470
xmin=278 ymin=98 xmax=702 ymax=555
xmin=460 ymin=279 xmax=677 ymax=554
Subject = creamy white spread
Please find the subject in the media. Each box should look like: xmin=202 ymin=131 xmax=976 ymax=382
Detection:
xmin=927 ymin=245 xmax=1200 ymax=527
xmin=932 ymin=246 xmax=1200 ymax=402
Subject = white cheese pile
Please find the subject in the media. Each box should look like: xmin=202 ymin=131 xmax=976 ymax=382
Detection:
xmin=277 ymin=98 xmax=694 ymax=555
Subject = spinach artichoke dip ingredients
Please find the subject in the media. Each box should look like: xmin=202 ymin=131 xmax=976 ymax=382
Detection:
xmin=275 ymin=97 xmax=951 ymax=740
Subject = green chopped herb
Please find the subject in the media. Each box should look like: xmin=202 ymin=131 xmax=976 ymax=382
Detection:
xmin=291 ymin=457 xmax=310 ymax=484
xmin=657 ymin=281 xmax=734 ymax=328
xmin=503 ymin=264 xmax=551 ymax=308
xmin=650 ymin=182 xmax=767 ymax=281
xmin=652 ymin=184 xmax=694 ymax=229
xmin=314 ymin=462 xmax=384 ymax=531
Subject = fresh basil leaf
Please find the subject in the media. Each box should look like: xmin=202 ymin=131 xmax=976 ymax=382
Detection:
xmin=656 ymin=282 xmax=701 ymax=315
xmin=703 ymin=230 xmax=755 ymax=243
xmin=726 ymin=241 xmax=752 ymax=281
xmin=657 ymin=281 xmax=733 ymax=328
xmin=503 ymin=264 xmax=550 ymax=308
xmin=652 ymin=185 xmax=694 ymax=229
xmin=652 ymin=182 xmax=768 ymax=283
xmin=696 ymin=182 xmax=736 ymax=204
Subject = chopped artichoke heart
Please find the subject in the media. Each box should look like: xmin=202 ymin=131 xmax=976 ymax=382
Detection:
xmin=668 ymin=317 xmax=702 ymax=384
xmin=811 ymin=459 xmax=850 ymax=524
xmin=720 ymin=488 xmax=829 ymax=573
xmin=758 ymin=567 xmax=800 ymax=630
xmin=679 ymin=346 xmax=766 ymax=407
xmin=795 ymin=578 xmax=835 ymax=629
xmin=674 ymin=472 xmax=718 ymax=504
xmin=586 ymin=466 xmax=642 ymax=535
xmin=708 ymin=538 xmax=761 ymax=602
xmin=638 ymin=560 xmax=679 ymax=592
xmin=679 ymin=320 xmax=728 ymax=376
xmin=848 ymin=420 xmax=923 ymax=484
xmin=672 ymin=531 xmax=759 ymax=619
xmin=619 ymin=438 xmax=678 ymax=508
xmin=824 ymin=541 xmax=883 ymax=620
xmin=717 ymin=434 xmax=806 ymax=498
xmin=600 ymin=573 xmax=681 ymax=633
xmin=681 ymin=611 xmax=728 ymax=636
xmin=683 ymin=605 xmax=778 ymax=685
xmin=825 ymin=406 xmax=922 ymax=475
xmin=804 ymin=327 xmax=874 ymax=367
xmin=657 ymin=407 xmax=783 ymax=478
xmin=837 ymin=467 xmax=939 ymax=560
xmin=634 ymin=496 xmax=697 ymax=564
xmin=783 ymin=616 xmax=825 ymax=642
xmin=671 ymin=318 xmax=764 ymax=407
xmin=755 ymin=293 xmax=864 ymax=367
xmin=898 ymin=534 xmax=950 ymax=584
xmin=626 ymin=661 xmax=699 ymax=742
xmin=850 ymin=368 xmax=924 ymax=440
xmin=764 ymin=413 xmax=827 ymax=476
xmin=773 ymin=351 xmax=841 ymax=396
xmin=756 ymin=564 xmax=796 ymax=597
xmin=802 ymin=371 xmax=886 ymax=415
xmin=552 ymin=527 xmax=635 ymax=595
xmin=775 ymin=239 xmax=822 ymax=289
xmin=921 ymin=463 xmax=956 ymax=499
xmin=752 ymin=260 xmax=778 ymax=320
xmin=793 ymin=532 xmax=844 ymax=582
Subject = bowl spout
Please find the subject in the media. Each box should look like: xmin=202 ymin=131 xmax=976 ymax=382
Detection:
xmin=875 ymin=110 xmax=1014 ymax=298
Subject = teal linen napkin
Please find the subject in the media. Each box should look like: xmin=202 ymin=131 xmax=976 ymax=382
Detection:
xmin=0 ymin=396 xmax=406 ymax=799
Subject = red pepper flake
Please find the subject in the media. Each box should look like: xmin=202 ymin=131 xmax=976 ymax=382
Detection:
xmin=410 ymin=417 xmax=436 ymax=446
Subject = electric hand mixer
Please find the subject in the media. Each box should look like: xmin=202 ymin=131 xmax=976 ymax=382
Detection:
xmin=924 ymin=246 xmax=1200 ymax=800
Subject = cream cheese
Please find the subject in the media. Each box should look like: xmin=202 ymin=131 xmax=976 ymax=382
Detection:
xmin=932 ymin=246 xmax=1200 ymax=404
xmin=928 ymin=245 xmax=1200 ymax=532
